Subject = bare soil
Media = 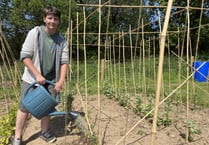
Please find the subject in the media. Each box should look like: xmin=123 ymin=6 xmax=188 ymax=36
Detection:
xmin=9 ymin=95 xmax=209 ymax=145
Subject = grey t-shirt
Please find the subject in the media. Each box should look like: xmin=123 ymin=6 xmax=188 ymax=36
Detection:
xmin=41 ymin=26 xmax=59 ymax=81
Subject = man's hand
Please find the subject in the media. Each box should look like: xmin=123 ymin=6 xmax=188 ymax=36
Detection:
xmin=54 ymin=81 xmax=64 ymax=92
xmin=36 ymin=74 xmax=46 ymax=85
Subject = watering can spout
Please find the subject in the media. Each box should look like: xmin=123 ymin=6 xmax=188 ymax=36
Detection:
xmin=48 ymin=109 xmax=85 ymax=120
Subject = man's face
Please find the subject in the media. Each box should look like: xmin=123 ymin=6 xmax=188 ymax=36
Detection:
xmin=43 ymin=14 xmax=60 ymax=33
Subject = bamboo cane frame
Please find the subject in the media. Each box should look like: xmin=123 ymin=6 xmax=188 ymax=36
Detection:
xmin=0 ymin=40 xmax=19 ymax=100
xmin=116 ymin=61 xmax=206 ymax=145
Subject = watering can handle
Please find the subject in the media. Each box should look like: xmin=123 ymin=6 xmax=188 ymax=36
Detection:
xmin=24 ymin=80 xmax=60 ymax=103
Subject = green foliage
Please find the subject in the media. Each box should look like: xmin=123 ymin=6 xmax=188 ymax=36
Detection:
xmin=66 ymin=93 xmax=74 ymax=112
xmin=182 ymin=120 xmax=201 ymax=142
xmin=134 ymin=95 xmax=153 ymax=119
xmin=103 ymin=80 xmax=130 ymax=109
xmin=102 ymin=80 xmax=114 ymax=99
xmin=0 ymin=103 xmax=17 ymax=145
xmin=134 ymin=95 xmax=172 ymax=127
xmin=163 ymin=98 xmax=172 ymax=126
xmin=118 ymin=93 xmax=130 ymax=109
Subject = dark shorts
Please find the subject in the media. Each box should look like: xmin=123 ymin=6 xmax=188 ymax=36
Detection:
xmin=19 ymin=81 xmax=56 ymax=112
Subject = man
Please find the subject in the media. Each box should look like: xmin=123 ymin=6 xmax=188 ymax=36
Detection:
xmin=13 ymin=6 xmax=69 ymax=145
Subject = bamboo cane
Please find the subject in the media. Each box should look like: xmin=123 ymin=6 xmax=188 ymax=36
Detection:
xmin=83 ymin=6 xmax=88 ymax=124
xmin=129 ymin=25 xmax=136 ymax=97
xmin=177 ymin=27 xmax=182 ymax=105
xmin=0 ymin=43 xmax=19 ymax=100
xmin=122 ymin=31 xmax=127 ymax=93
xmin=168 ymin=36 xmax=171 ymax=90
xmin=77 ymin=3 xmax=206 ymax=11
xmin=122 ymin=30 xmax=128 ymax=145
xmin=194 ymin=0 xmax=204 ymax=61
xmin=186 ymin=0 xmax=190 ymax=142
xmin=0 ymin=66 xmax=8 ymax=114
xmin=139 ymin=40 xmax=142 ymax=92
xmin=142 ymin=19 xmax=146 ymax=96
xmin=72 ymin=1 xmax=110 ymax=32
xmin=104 ymin=0 xmax=111 ymax=81
xmin=150 ymin=0 xmax=173 ymax=145
xmin=134 ymin=0 xmax=143 ymax=61
xmin=148 ymin=37 xmax=151 ymax=88
xmin=69 ymin=20 xmax=73 ymax=82
xmin=97 ymin=1 xmax=102 ymax=144
xmin=153 ymin=36 xmax=156 ymax=88
xmin=109 ymin=37 xmax=114 ymax=93
xmin=76 ymin=13 xmax=79 ymax=97
xmin=118 ymin=32 xmax=121 ymax=95
xmin=76 ymin=84 xmax=93 ymax=135
xmin=113 ymin=35 xmax=117 ymax=99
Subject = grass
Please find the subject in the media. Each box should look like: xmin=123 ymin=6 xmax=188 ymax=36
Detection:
xmin=64 ymin=57 xmax=209 ymax=109
xmin=1 ymin=56 xmax=209 ymax=107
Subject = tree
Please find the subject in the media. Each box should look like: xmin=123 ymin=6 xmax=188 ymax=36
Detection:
xmin=6 ymin=0 xmax=79 ymax=58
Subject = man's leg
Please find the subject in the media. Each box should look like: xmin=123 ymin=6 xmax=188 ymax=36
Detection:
xmin=40 ymin=116 xmax=56 ymax=143
xmin=39 ymin=84 xmax=56 ymax=143
xmin=14 ymin=109 xmax=28 ymax=139
xmin=41 ymin=116 xmax=50 ymax=133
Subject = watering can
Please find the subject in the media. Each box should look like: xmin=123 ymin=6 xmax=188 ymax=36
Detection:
xmin=21 ymin=80 xmax=80 ymax=120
